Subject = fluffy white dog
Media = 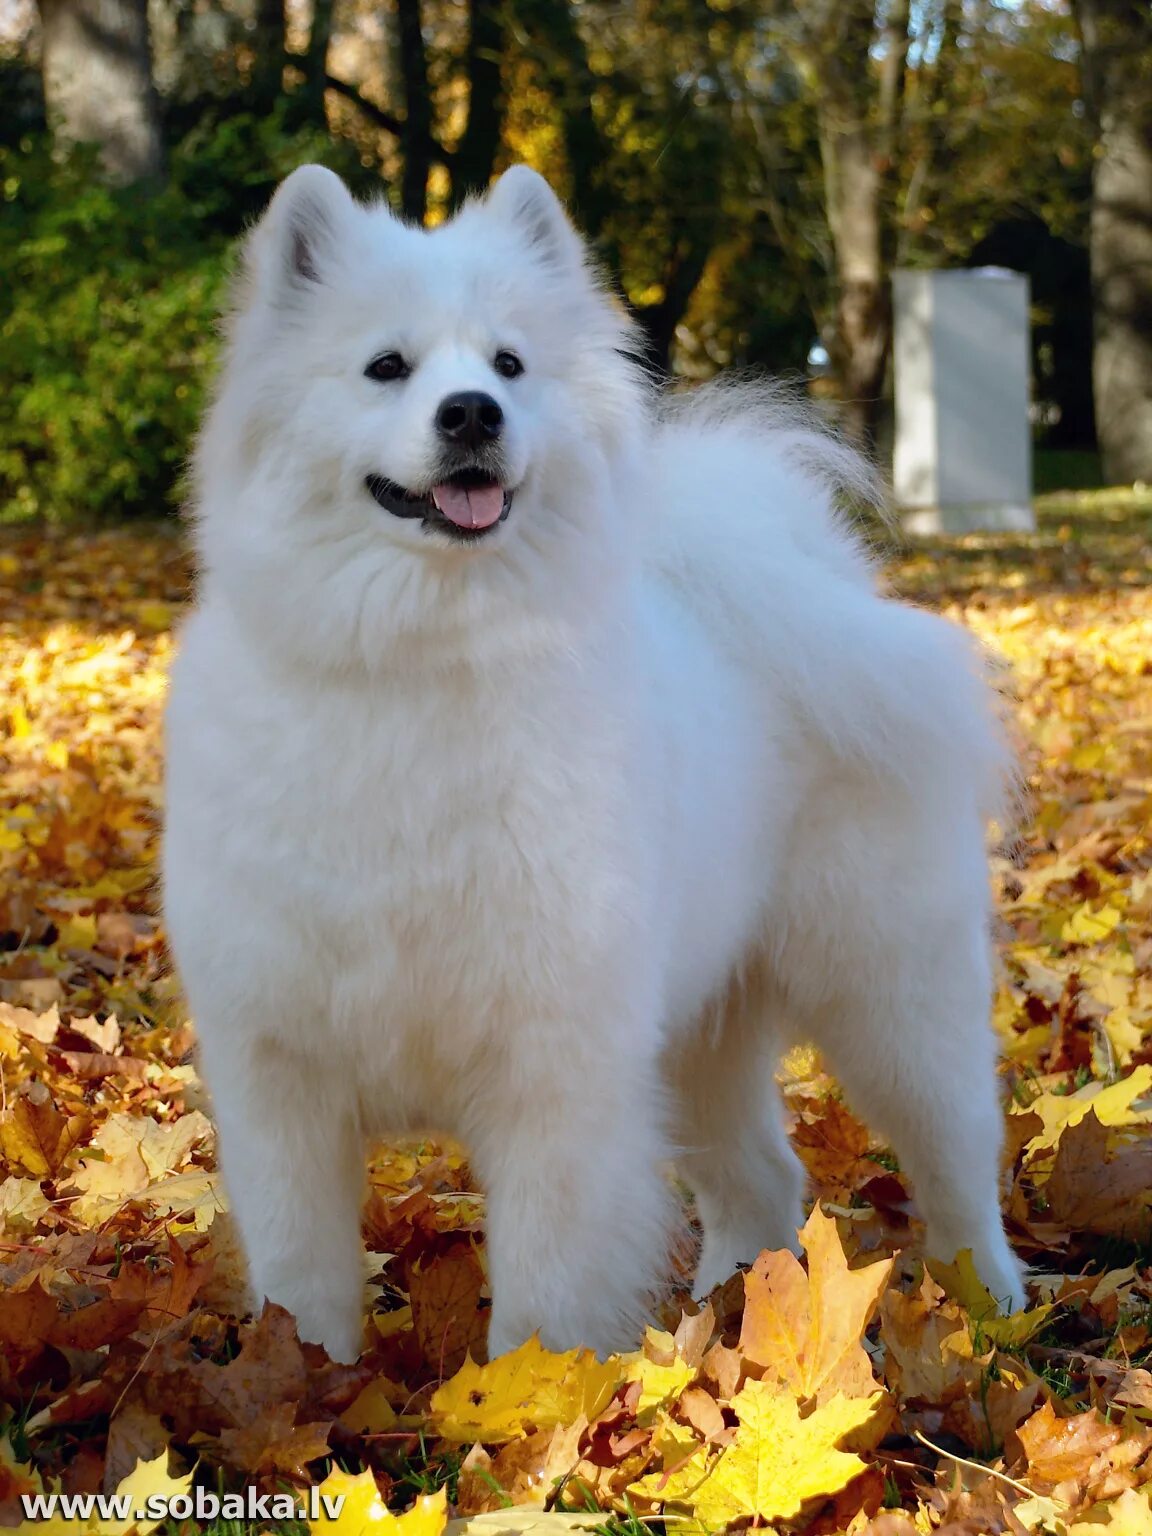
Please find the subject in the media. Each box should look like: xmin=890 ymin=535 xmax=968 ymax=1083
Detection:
xmin=163 ymin=164 xmax=1026 ymax=1363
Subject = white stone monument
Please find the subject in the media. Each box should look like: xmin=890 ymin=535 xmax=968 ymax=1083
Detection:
xmin=893 ymin=268 xmax=1035 ymax=534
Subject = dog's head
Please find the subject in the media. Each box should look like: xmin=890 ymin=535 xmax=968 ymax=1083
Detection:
xmin=194 ymin=167 xmax=646 ymax=668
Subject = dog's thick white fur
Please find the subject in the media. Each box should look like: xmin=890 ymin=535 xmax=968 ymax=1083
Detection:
xmin=163 ymin=164 xmax=1026 ymax=1364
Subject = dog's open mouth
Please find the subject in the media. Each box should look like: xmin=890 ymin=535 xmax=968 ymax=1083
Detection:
xmin=365 ymin=468 xmax=513 ymax=541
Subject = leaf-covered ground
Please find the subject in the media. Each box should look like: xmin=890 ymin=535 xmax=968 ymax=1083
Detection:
xmin=3 ymin=488 xmax=1152 ymax=1536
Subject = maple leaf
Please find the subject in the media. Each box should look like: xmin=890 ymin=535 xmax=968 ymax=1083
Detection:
xmin=632 ymin=1381 xmax=884 ymax=1524
xmin=216 ymin=1401 xmax=333 ymax=1480
xmin=622 ymin=1328 xmax=697 ymax=1422
xmin=1043 ymin=1108 xmax=1152 ymax=1236
xmin=0 ymin=1002 xmax=61 ymax=1044
xmin=102 ymin=1404 xmax=170 ymax=1496
xmin=408 ymin=1241 xmax=488 ymax=1377
xmin=927 ymin=1248 xmax=1053 ymax=1344
xmin=791 ymin=1093 xmax=882 ymax=1198
xmin=880 ymin=1272 xmax=981 ymax=1405
xmin=739 ymin=1204 xmax=892 ymax=1404
xmin=0 ymin=1175 xmax=51 ymax=1232
xmin=1069 ymin=1487 xmax=1152 ymax=1535
xmin=108 ymin=1236 xmax=213 ymax=1327
xmin=1012 ymin=1399 xmax=1152 ymax=1508
xmin=67 ymin=1110 xmax=213 ymax=1224
xmin=431 ymin=1337 xmax=622 ymax=1444
xmin=1023 ymin=1066 xmax=1152 ymax=1158
xmin=0 ymin=1277 xmax=63 ymax=1373
xmin=340 ymin=1378 xmax=401 ymax=1435
xmin=97 ymin=1451 xmax=194 ymax=1536
xmin=307 ymin=1470 xmax=446 ymax=1536
xmin=677 ymin=1385 xmax=727 ymax=1444
xmin=0 ymin=1085 xmax=91 ymax=1177
xmin=69 ymin=1012 xmax=122 ymax=1053
xmin=0 ymin=1436 xmax=48 ymax=1527
xmin=191 ymin=1301 xmax=311 ymax=1427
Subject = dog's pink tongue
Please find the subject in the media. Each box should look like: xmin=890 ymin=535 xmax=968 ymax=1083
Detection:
xmin=432 ymin=482 xmax=505 ymax=530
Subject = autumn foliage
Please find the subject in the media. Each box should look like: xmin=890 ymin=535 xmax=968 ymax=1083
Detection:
xmin=3 ymin=493 xmax=1152 ymax=1534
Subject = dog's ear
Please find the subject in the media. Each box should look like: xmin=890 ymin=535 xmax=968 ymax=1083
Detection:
xmin=486 ymin=166 xmax=584 ymax=272
xmin=251 ymin=164 xmax=355 ymax=301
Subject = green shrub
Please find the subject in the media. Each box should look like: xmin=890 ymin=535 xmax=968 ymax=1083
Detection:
xmin=0 ymin=105 xmax=375 ymax=524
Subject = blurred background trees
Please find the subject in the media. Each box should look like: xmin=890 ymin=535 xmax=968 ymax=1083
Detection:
xmin=0 ymin=0 xmax=1148 ymax=521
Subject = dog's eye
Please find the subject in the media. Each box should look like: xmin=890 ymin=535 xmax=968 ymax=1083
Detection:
xmin=365 ymin=352 xmax=410 ymax=382
xmin=493 ymin=350 xmax=524 ymax=380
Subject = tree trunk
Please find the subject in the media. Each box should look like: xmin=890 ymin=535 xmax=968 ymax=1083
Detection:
xmin=805 ymin=0 xmax=904 ymax=446
xmin=1075 ymin=0 xmax=1152 ymax=484
xmin=452 ymin=0 xmax=505 ymax=204
xmin=396 ymin=0 xmax=433 ymax=222
xmin=513 ymin=0 xmax=611 ymax=240
xmin=818 ymin=115 xmax=889 ymax=446
xmin=302 ymin=0 xmax=335 ymax=121
xmin=634 ymin=229 xmax=713 ymax=374
xmin=38 ymin=0 xmax=164 ymax=183
xmin=250 ymin=0 xmax=286 ymax=108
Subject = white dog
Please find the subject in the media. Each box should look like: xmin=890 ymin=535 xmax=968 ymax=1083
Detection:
xmin=162 ymin=164 xmax=1026 ymax=1363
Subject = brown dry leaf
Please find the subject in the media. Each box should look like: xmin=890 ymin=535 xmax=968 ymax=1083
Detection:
xmin=107 ymin=1236 xmax=213 ymax=1326
xmin=1043 ymin=1109 xmax=1152 ymax=1237
xmin=192 ymin=1302 xmax=313 ymax=1431
xmin=792 ymin=1094 xmax=881 ymax=1197
xmin=408 ymin=1242 xmax=487 ymax=1376
xmin=0 ymin=1278 xmax=60 ymax=1372
xmin=102 ymin=1402 xmax=170 ymax=1494
xmin=216 ymin=1401 xmax=334 ymax=1479
xmin=1113 ymin=1371 xmax=1152 ymax=1413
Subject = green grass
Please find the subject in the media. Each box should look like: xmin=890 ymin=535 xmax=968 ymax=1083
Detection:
xmin=160 ymin=1523 xmax=306 ymax=1536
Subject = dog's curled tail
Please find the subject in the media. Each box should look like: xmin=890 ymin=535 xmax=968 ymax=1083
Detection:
xmin=648 ymin=377 xmax=1018 ymax=836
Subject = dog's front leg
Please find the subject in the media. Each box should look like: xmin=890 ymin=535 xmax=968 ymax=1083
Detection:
xmin=202 ymin=1034 xmax=367 ymax=1362
xmin=469 ymin=1031 xmax=674 ymax=1360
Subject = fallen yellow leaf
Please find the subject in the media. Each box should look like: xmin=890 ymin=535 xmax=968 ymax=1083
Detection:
xmin=431 ymin=1337 xmax=621 ymax=1444
xmin=307 ymin=1471 xmax=446 ymax=1536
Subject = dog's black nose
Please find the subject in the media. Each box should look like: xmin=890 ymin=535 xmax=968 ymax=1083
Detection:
xmin=436 ymin=391 xmax=504 ymax=448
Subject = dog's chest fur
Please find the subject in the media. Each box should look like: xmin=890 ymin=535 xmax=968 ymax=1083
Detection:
xmin=166 ymin=603 xmax=649 ymax=1106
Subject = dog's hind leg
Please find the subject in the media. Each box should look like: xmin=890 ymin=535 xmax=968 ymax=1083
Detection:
xmin=670 ymin=966 xmax=806 ymax=1298
xmin=777 ymin=797 xmax=1026 ymax=1314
